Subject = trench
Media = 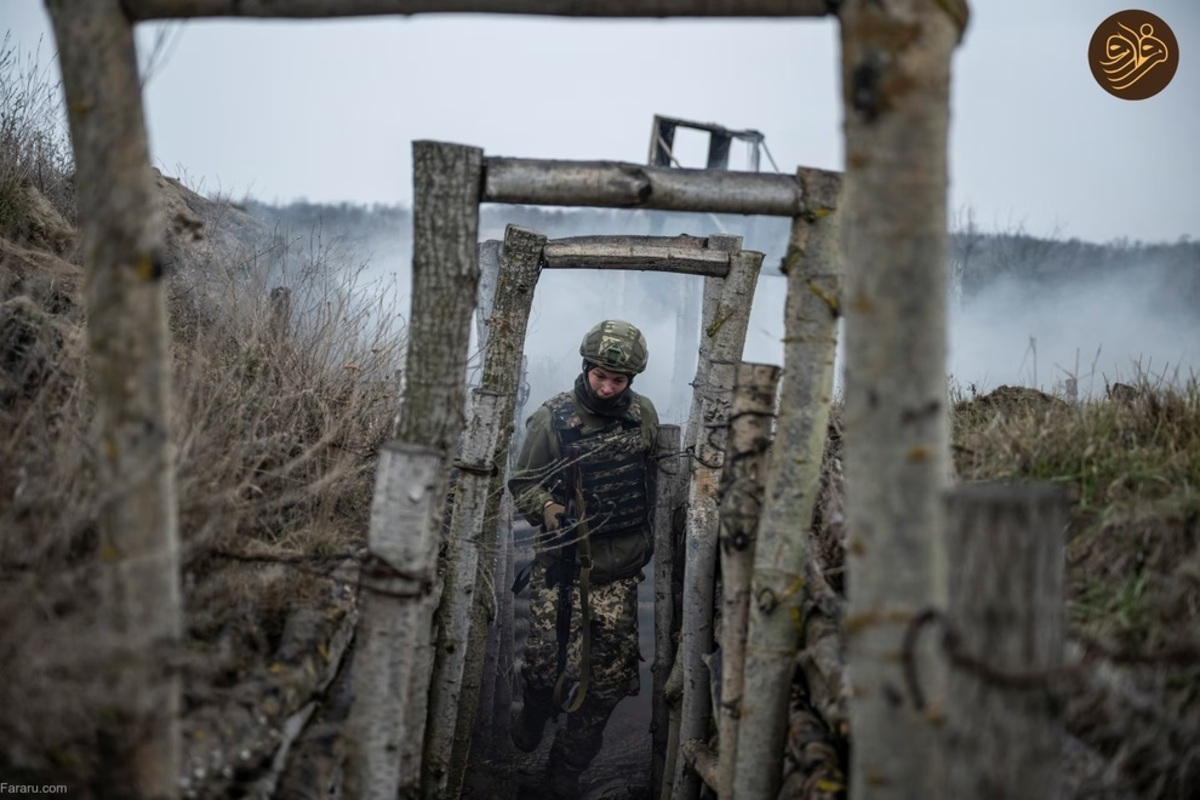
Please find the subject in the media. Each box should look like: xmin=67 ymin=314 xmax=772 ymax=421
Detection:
xmin=461 ymin=520 xmax=659 ymax=800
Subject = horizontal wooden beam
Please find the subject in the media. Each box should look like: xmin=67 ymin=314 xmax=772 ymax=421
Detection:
xmin=542 ymin=234 xmax=738 ymax=277
xmin=484 ymin=158 xmax=840 ymax=217
xmin=123 ymin=0 xmax=833 ymax=20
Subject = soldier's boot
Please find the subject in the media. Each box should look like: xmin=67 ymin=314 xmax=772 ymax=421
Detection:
xmin=512 ymin=690 xmax=554 ymax=753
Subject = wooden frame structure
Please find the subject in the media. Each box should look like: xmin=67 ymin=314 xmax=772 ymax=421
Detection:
xmin=45 ymin=2 xmax=968 ymax=800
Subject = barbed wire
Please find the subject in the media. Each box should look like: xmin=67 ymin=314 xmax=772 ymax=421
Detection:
xmin=903 ymin=607 xmax=1200 ymax=711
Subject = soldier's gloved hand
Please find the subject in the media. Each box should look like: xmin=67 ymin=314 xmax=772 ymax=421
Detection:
xmin=542 ymin=502 xmax=566 ymax=531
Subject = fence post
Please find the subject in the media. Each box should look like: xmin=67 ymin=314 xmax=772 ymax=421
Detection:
xmin=716 ymin=363 xmax=781 ymax=799
xmin=672 ymin=248 xmax=763 ymax=800
xmin=652 ymin=423 xmax=683 ymax=795
xmin=345 ymin=140 xmax=483 ymax=800
xmin=945 ymin=483 xmax=1066 ymax=800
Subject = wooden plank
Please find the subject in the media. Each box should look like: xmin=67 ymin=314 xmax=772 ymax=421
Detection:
xmin=484 ymin=158 xmax=838 ymax=216
xmin=946 ymin=484 xmax=1066 ymax=800
xmin=124 ymin=0 xmax=833 ymax=20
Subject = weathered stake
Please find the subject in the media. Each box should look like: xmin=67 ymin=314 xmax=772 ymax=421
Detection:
xmin=652 ymin=424 xmax=684 ymax=796
xmin=442 ymin=224 xmax=546 ymax=800
xmin=423 ymin=389 xmax=505 ymax=797
xmin=672 ymin=248 xmax=763 ymax=800
xmin=716 ymin=363 xmax=781 ymax=800
xmin=346 ymin=140 xmax=483 ymax=799
xmin=124 ymin=0 xmax=834 ymax=20
xmin=45 ymin=1 xmax=182 ymax=795
xmin=945 ymin=484 xmax=1066 ymax=800
xmin=735 ymin=168 xmax=843 ymax=800
xmin=839 ymin=2 xmax=966 ymax=798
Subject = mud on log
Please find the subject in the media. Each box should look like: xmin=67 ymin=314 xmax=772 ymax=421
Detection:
xmin=180 ymin=575 xmax=357 ymax=799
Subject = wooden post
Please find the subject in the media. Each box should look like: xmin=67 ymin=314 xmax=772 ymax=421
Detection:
xmin=673 ymin=248 xmax=763 ymax=800
xmin=652 ymin=424 xmax=684 ymax=796
xmin=346 ymin=140 xmax=483 ymax=800
xmin=945 ymin=484 xmax=1066 ymax=800
xmin=442 ymin=224 xmax=546 ymax=799
xmin=839 ymin=2 xmax=968 ymax=798
xmin=45 ymin=2 xmax=182 ymax=795
xmin=681 ymin=234 xmax=742 ymax=454
xmin=735 ymin=169 xmax=843 ymax=800
xmin=491 ymin=492 xmax=518 ymax=755
xmin=485 ymin=158 xmax=833 ymax=216
xmin=716 ymin=363 xmax=781 ymax=800
xmin=124 ymin=0 xmax=835 ymax=20
xmin=423 ymin=389 xmax=505 ymax=797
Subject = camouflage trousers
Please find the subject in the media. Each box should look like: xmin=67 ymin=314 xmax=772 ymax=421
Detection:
xmin=521 ymin=559 xmax=641 ymax=770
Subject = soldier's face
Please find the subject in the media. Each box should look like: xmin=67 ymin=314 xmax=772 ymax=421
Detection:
xmin=588 ymin=367 xmax=630 ymax=399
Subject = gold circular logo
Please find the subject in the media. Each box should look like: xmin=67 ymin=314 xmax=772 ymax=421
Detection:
xmin=1089 ymin=10 xmax=1180 ymax=99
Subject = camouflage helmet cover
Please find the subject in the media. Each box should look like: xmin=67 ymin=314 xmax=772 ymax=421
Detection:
xmin=580 ymin=319 xmax=649 ymax=375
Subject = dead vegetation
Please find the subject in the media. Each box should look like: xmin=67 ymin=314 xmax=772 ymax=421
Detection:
xmin=0 ymin=39 xmax=407 ymax=788
xmin=2 ymin=34 xmax=1197 ymax=797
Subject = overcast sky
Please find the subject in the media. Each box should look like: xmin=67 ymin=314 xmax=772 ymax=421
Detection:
xmin=4 ymin=1 xmax=1198 ymax=245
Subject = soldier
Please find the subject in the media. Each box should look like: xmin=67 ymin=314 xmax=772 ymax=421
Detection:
xmin=508 ymin=319 xmax=660 ymax=796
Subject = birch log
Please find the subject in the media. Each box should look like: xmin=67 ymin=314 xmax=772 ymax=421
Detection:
xmin=443 ymin=224 xmax=546 ymax=799
xmin=542 ymin=235 xmax=732 ymax=277
xmin=490 ymin=493 xmax=518 ymax=755
xmin=652 ymin=424 xmax=684 ymax=796
xmin=839 ymin=3 xmax=967 ymax=798
xmin=45 ymin=2 xmax=182 ymax=795
xmin=682 ymin=234 xmax=742 ymax=453
xmin=345 ymin=140 xmax=482 ymax=800
xmin=673 ymin=249 xmax=763 ymax=800
xmin=716 ymin=363 xmax=781 ymax=800
xmin=125 ymin=0 xmax=833 ymax=20
xmin=423 ymin=389 xmax=505 ymax=797
xmin=945 ymin=484 xmax=1066 ymax=800
xmin=486 ymin=159 xmax=831 ymax=216
xmin=735 ymin=168 xmax=842 ymax=800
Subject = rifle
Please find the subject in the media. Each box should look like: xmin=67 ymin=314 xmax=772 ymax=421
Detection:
xmin=552 ymin=460 xmax=593 ymax=714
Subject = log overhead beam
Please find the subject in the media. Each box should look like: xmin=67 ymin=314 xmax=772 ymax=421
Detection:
xmin=123 ymin=0 xmax=834 ymax=20
xmin=541 ymin=234 xmax=737 ymax=277
xmin=484 ymin=158 xmax=841 ymax=217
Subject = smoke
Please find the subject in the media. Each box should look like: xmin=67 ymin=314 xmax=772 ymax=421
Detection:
xmin=949 ymin=263 xmax=1200 ymax=397
xmin=261 ymin=202 xmax=1199 ymax=413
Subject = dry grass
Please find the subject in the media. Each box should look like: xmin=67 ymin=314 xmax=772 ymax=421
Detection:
xmin=0 ymin=190 xmax=404 ymax=779
xmin=952 ymin=380 xmax=1200 ymax=651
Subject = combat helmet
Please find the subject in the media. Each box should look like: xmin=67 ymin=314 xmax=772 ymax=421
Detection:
xmin=580 ymin=319 xmax=649 ymax=375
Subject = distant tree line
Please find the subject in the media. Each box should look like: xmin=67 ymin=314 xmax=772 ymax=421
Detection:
xmin=242 ymin=198 xmax=1200 ymax=317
